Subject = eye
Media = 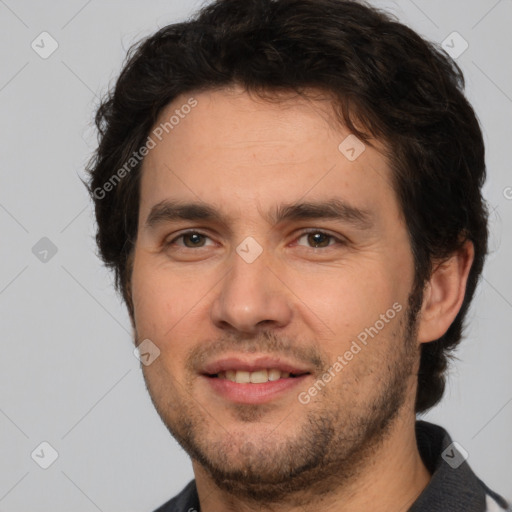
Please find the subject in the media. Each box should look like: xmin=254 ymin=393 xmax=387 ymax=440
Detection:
xmin=164 ymin=229 xmax=344 ymax=251
xmin=295 ymin=230 xmax=343 ymax=249
xmin=166 ymin=231 xmax=215 ymax=248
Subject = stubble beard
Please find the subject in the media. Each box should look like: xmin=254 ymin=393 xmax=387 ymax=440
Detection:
xmin=139 ymin=289 xmax=422 ymax=506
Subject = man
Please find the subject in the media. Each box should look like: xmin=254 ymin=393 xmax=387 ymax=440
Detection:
xmin=87 ymin=0 xmax=510 ymax=510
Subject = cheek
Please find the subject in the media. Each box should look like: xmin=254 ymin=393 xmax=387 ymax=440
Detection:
xmin=286 ymin=262 xmax=405 ymax=341
xmin=131 ymin=251 xmax=213 ymax=368
xmin=131 ymin=251 xmax=182 ymax=338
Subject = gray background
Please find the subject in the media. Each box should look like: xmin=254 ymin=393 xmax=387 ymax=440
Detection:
xmin=0 ymin=0 xmax=511 ymax=510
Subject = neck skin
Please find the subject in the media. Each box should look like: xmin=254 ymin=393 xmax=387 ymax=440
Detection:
xmin=192 ymin=410 xmax=431 ymax=512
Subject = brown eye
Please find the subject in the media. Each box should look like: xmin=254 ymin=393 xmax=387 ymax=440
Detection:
xmin=296 ymin=230 xmax=339 ymax=249
xmin=167 ymin=231 xmax=214 ymax=248
xmin=307 ymin=232 xmax=331 ymax=248
xmin=182 ymin=232 xmax=207 ymax=248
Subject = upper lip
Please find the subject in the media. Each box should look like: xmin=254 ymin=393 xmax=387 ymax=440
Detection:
xmin=201 ymin=356 xmax=312 ymax=376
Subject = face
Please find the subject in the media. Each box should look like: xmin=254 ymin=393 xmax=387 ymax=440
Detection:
xmin=130 ymin=87 xmax=420 ymax=501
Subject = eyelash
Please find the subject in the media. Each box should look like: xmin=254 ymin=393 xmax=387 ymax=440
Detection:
xmin=165 ymin=229 xmax=345 ymax=249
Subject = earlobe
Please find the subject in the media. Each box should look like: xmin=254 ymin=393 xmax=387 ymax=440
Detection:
xmin=417 ymin=240 xmax=475 ymax=344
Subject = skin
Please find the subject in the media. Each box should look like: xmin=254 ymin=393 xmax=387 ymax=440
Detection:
xmin=130 ymin=86 xmax=474 ymax=512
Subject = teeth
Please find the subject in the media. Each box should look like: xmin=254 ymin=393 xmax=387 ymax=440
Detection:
xmin=235 ymin=370 xmax=250 ymax=384
xmin=218 ymin=369 xmax=294 ymax=383
xmin=268 ymin=369 xmax=281 ymax=381
xmin=250 ymin=370 xmax=268 ymax=383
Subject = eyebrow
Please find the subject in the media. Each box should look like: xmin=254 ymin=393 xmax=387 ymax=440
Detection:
xmin=144 ymin=198 xmax=374 ymax=231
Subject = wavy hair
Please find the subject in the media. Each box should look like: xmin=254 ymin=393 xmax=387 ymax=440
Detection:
xmin=86 ymin=0 xmax=488 ymax=413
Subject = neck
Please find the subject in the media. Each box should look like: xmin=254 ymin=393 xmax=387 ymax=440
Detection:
xmin=193 ymin=413 xmax=431 ymax=512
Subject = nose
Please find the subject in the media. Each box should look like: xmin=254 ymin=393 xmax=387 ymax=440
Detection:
xmin=210 ymin=248 xmax=293 ymax=335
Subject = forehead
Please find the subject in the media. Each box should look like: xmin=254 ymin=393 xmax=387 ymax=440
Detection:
xmin=138 ymin=87 xmax=398 ymax=225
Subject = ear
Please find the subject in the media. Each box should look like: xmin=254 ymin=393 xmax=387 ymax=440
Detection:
xmin=417 ymin=240 xmax=475 ymax=344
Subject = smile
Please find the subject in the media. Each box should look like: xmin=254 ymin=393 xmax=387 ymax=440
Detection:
xmin=214 ymin=368 xmax=304 ymax=383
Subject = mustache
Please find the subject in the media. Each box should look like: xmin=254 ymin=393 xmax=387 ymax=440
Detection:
xmin=186 ymin=330 xmax=327 ymax=374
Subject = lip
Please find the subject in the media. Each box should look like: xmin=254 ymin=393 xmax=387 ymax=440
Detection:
xmin=200 ymin=356 xmax=311 ymax=376
xmin=199 ymin=355 xmax=313 ymax=405
xmin=201 ymin=373 xmax=311 ymax=404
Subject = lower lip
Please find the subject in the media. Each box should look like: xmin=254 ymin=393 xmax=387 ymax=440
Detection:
xmin=202 ymin=375 xmax=310 ymax=404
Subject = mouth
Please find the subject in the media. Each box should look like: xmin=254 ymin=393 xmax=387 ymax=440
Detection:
xmin=200 ymin=357 xmax=312 ymax=404
xmin=206 ymin=368 xmax=309 ymax=383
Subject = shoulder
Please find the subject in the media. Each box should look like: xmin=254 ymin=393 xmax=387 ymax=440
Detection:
xmin=152 ymin=480 xmax=199 ymax=512
xmin=411 ymin=421 xmax=510 ymax=512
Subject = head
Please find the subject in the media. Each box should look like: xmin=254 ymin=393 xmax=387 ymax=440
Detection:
xmin=86 ymin=0 xmax=488 ymax=501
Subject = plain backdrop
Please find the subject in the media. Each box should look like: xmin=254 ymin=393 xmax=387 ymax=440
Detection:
xmin=0 ymin=0 xmax=511 ymax=510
